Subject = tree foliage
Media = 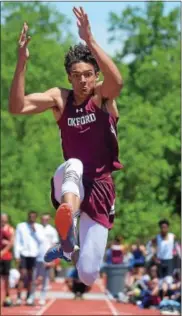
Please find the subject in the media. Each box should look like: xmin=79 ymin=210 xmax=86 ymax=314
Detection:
xmin=1 ymin=2 xmax=73 ymax=219
xmin=108 ymin=2 xmax=180 ymax=241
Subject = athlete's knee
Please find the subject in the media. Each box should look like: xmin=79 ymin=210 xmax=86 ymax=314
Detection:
xmin=65 ymin=158 xmax=83 ymax=178
xmin=78 ymin=268 xmax=99 ymax=286
xmin=62 ymin=159 xmax=83 ymax=198
xmin=77 ymin=261 xmax=99 ymax=286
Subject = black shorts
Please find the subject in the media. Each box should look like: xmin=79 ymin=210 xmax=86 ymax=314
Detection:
xmin=0 ymin=260 xmax=11 ymax=276
xmin=19 ymin=256 xmax=36 ymax=271
xmin=158 ymin=259 xmax=174 ymax=278
xmin=72 ymin=280 xmax=89 ymax=295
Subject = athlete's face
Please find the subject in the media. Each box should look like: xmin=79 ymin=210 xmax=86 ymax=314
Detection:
xmin=68 ymin=62 xmax=99 ymax=98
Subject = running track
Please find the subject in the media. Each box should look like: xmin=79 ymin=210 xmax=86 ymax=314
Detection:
xmin=1 ymin=278 xmax=161 ymax=315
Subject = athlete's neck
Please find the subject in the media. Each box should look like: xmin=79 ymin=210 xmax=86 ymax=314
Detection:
xmin=73 ymin=91 xmax=92 ymax=106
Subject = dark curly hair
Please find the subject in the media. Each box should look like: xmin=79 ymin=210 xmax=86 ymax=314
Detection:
xmin=158 ymin=219 xmax=170 ymax=227
xmin=64 ymin=43 xmax=100 ymax=74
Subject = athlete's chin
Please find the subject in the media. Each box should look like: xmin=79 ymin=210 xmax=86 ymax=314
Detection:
xmin=80 ymin=88 xmax=92 ymax=96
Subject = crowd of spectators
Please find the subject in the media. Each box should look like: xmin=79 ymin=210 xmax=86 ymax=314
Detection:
xmin=102 ymin=219 xmax=181 ymax=315
xmin=0 ymin=211 xmax=59 ymax=307
xmin=1 ymin=213 xmax=181 ymax=314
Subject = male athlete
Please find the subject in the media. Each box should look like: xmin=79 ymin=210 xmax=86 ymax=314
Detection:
xmin=9 ymin=7 xmax=123 ymax=286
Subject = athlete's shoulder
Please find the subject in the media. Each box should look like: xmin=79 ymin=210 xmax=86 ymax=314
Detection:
xmin=92 ymin=82 xmax=119 ymax=118
xmin=52 ymin=88 xmax=71 ymax=122
xmin=48 ymin=87 xmax=70 ymax=103
xmin=56 ymin=87 xmax=70 ymax=98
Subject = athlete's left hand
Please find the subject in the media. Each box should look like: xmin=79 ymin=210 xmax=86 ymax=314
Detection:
xmin=73 ymin=7 xmax=93 ymax=43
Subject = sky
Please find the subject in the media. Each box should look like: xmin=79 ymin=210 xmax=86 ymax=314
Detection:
xmin=46 ymin=1 xmax=181 ymax=55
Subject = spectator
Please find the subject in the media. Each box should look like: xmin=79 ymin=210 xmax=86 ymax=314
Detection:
xmin=40 ymin=213 xmax=59 ymax=248
xmin=160 ymin=269 xmax=181 ymax=300
xmin=148 ymin=264 xmax=159 ymax=282
xmin=145 ymin=240 xmax=156 ymax=267
xmin=153 ymin=219 xmax=181 ymax=278
xmin=124 ymin=265 xmax=160 ymax=308
xmin=124 ymin=263 xmax=145 ymax=292
xmin=122 ymin=264 xmax=146 ymax=304
xmin=139 ymin=278 xmax=160 ymax=309
xmin=104 ymin=241 xmax=113 ymax=265
xmin=0 ymin=213 xmax=14 ymax=307
xmin=14 ymin=211 xmax=45 ymax=305
xmin=159 ymin=271 xmax=181 ymax=315
xmin=123 ymin=244 xmax=134 ymax=268
xmin=110 ymin=237 xmax=123 ymax=264
xmin=9 ymin=268 xmax=20 ymax=289
xmin=131 ymin=239 xmax=146 ymax=267
xmin=27 ymin=213 xmax=59 ymax=305
xmin=40 ymin=213 xmax=59 ymax=282
xmin=173 ymin=240 xmax=181 ymax=270
xmin=65 ymin=267 xmax=91 ymax=299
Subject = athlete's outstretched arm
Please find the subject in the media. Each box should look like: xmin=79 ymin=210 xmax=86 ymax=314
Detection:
xmin=9 ymin=23 xmax=62 ymax=115
xmin=73 ymin=7 xmax=123 ymax=99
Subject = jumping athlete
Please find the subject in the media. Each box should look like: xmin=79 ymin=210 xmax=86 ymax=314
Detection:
xmin=9 ymin=7 xmax=123 ymax=286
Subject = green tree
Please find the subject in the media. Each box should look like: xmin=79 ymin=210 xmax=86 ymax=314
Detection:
xmin=1 ymin=2 xmax=74 ymax=224
xmin=108 ymin=2 xmax=180 ymax=241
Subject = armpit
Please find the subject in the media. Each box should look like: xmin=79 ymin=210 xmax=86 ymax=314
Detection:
xmin=101 ymin=98 xmax=109 ymax=113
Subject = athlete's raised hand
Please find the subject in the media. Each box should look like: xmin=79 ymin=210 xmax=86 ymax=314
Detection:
xmin=18 ymin=22 xmax=31 ymax=61
xmin=73 ymin=7 xmax=92 ymax=43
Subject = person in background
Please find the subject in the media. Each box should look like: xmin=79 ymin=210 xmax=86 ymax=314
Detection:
xmin=65 ymin=267 xmax=91 ymax=299
xmin=148 ymin=264 xmax=159 ymax=282
xmin=9 ymin=268 xmax=20 ymax=289
xmin=41 ymin=213 xmax=59 ymax=247
xmin=131 ymin=239 xmax=146 ymax=267
xmin=145 ymin=240 xmax=156 ymax=267
xmin=27 ymin=213 xmax=59 ymax=305
xmin=139 ymin=277 xmax=160 ymax=309
xmin=0 ymin=213 xmax=14 ymax=307
xmin=110 ymin=237 xmax=123 ymax=264
xmin=123 ymin=244 xmax=134 ymax=268
xmin=153 ymin=219 xmax=181 ymax=278
xmin=124 ymin=263 xmax=145 ymax=293
xmin=41 ymin=213 xmax=59 ymax=283
xmin=123 ymin=264 xmax=146 ymax=304
xmin=14 ymin=211 xmax=45 ymax=305
xmin=160 ymin=269 xmax=181 ymax=301
xmin=104 ymin=241 xmax=113 ymax=265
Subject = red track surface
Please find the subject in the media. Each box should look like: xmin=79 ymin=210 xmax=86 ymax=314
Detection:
xmin=1 ymin=279 xmax=161 ymax=315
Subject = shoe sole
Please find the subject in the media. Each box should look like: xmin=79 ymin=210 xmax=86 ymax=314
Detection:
xmin=55 ymin=203 xmax=73 ymax=240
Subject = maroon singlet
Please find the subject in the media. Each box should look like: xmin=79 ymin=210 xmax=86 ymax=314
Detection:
xmin=57 ymin=91 xmax=123 ymax=229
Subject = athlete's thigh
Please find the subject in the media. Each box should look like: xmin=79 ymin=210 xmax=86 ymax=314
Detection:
xmin=52 ymin=162 xmax=66 ymax=204
xmin=78 ymin=212 xmax=108 ymax=266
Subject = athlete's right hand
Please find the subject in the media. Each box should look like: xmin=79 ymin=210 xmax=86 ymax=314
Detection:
xmin=18 ymin=22 xmax=31 ymax=61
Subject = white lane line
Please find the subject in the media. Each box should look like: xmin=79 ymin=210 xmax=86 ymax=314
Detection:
xmin=96 ymin=279 xmax=133 ymax=315
xmin=104 ymin=296 xmax=119 ymax=316
xmin=97 ymin=279 xmax=118 ymax=315
xmin=35 ymin=298 xmax=56 ymax=316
